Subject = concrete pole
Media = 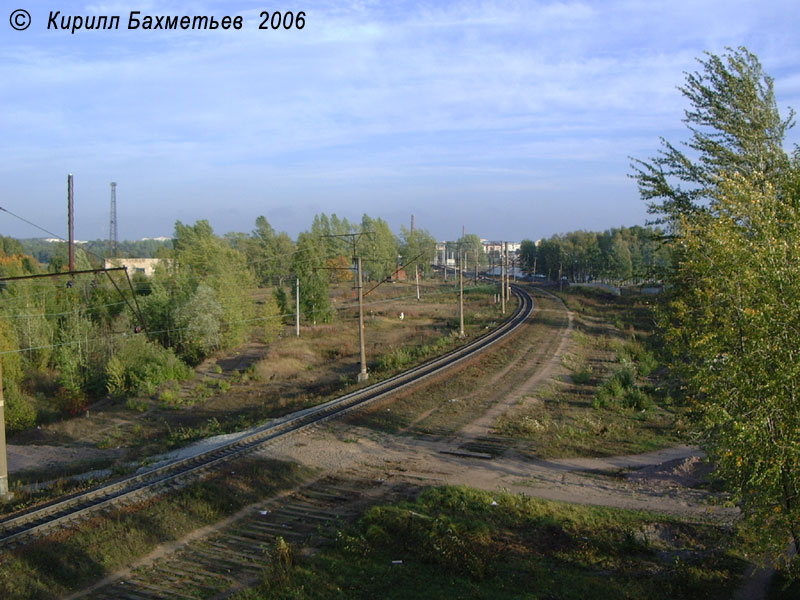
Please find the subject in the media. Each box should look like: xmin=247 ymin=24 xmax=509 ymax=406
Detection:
xmin=357 ymin=256 xmax=368 ymax=382
xmin=505 ymin=242 xmax=510 ymax=299
xmin=500 ymin=243 xmax=506 ymax=315
xmin=295 ymin=277 xmax=300 ymax=337
xmin=68 ymin=174 xmax=75 ymax=272
xmin=0 ymin=357 xmax=10 ymax=501
xmin=459 ymin=251 xmax=465 ymax=338
xmin=415 ymin=264 xmax=420 ymax=301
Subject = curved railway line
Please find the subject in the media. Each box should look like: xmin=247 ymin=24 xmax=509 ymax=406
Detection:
xmin=0 ymin=284 xmax=534 ymax=549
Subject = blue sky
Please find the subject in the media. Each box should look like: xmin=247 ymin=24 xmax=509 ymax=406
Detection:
xmin=1 ymin=1 xmax=799 ymax=243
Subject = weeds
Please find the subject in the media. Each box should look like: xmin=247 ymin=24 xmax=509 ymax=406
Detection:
xmin=0 ymin=458 xmax=309 ymax=600
xmin=235 ymin=485 xmax=746 ymax=600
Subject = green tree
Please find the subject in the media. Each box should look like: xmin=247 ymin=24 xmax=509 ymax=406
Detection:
xmin=608 ymin=233 xmax=633 ymax=282
xmin=518 ymin=239 xmax=537 ymax=275
xmin=293 ymin=232 xmax=332 ymax=324
xmin=246 ymin=216 xmax=295 ymax=287
xmin=631 ymin=46 xmax=794 ymax=230
xmin=144 ymin=220 xmax=256 ymax=361
xmin=360 ymin=215 xmax=398 ymax=282
xmin=641 ymin=48 xmax=799 ymax=574
xmin=457 ymin=234 xmax=486 ymax=273
xmin=399 ymin=226 xmax=437 ymax=277
xmin=667 ymin=170 xmax=800 ymax=572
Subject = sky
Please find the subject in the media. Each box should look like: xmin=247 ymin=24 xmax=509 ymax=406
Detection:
xmin=1 ymin=1 xmax=799 ymax=243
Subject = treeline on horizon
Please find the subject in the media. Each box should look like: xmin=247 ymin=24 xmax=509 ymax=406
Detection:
xmin=9 ymin=220 xmax=669 ymax=286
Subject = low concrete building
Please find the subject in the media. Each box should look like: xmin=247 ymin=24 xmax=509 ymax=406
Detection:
xmin=103 ymin=258 xmax=166 ymax=277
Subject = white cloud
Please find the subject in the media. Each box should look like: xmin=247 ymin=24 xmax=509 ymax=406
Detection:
xmin=1 ymin=0 xmax=799 ymax=240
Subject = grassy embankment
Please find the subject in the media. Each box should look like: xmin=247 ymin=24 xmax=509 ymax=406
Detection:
xmin=4 ymin=280 xmax=501 ymax=514
xmin=349 ymin=285 xmax=684 ymax=458
xmin=234 ymin=485 xmax=746 ymax=600
xmin=0 ymin=458 xmax=311 ymax=600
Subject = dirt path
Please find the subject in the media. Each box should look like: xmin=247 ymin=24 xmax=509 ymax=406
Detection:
xmin=265 ymin=426 xmax=733 ymax=520
xmin=455 ymin=288 xmax=574 ymax=446
xmin=23 ymin=285 xmax=762 ymax=598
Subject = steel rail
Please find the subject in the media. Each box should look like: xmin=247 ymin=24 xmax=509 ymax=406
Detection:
xmin=0 ymin=284 xmax=534 ymax=547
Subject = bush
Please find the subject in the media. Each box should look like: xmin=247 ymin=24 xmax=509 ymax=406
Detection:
xmin=4 ymin=391 xmax=36 ymax=432
xmin=106 ymin=335 xmax=192 ymax=398
xmin=571 ymin=368 xmax=592 ymax=385
xmin=593 ymin=363 xmax=652 ymax=411
xmin=623 ymin=387 xmax=653 ymax=411
xmin=613 ymin=364 xmax=636 ymax=389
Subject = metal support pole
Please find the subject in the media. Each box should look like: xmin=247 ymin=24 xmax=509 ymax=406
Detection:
xmin=357 ymin=256 xmax=368 ymax=382
xmin=295 ymin=278 xmax=300 ymax=337
xmin=500 ymin=243 xmax=506 ymax=315
xmin=459 ymin=251 xmax=465 ymax=338
xmin=0 ymin=357 xmax=11 ymax=501
xmin=67 ymin=174 xmax=75 ymax=272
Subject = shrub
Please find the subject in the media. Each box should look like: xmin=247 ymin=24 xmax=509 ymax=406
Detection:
xmin=106 ymin=335 xmax=192 ymax=398
xmin=571 ymin=368 xmax=592 ymax=385
xmin=4 ymin=391 xmax=37 ymax=431
xmin=623 ymin=387 xmax=653 ymax=411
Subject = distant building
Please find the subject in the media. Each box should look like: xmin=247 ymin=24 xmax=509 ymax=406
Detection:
xmin=435 ymin=242 xmax=457 ymax=267
xmin=481 ymin=240 xmax=520 ymax=256
xmin=104 ymin=257 xmax=167 ymax=277
xmin=44 ymin=238 xmax=88 ymax=244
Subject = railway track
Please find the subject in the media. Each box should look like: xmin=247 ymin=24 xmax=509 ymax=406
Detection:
xmin=0 ymin=284 xmax=533 ymax=549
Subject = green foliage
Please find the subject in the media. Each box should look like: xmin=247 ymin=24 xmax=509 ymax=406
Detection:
xmin=145 ymin=220 xmax=257 ymax=361
xmin=105 ymin=335 xmax=191 ymax=398
xmin=293 ymin=232 xmax=332 ymax=324
xmin=260 ymin=293 xmax=283 ymax=343
xmin=273 ymin=286 xmax=289 ymax=319
xmin=376 ymin=335 xmax=452 ymax=372
xmin=399 ymin=226 xmax=437 ymax=277
xmin=242 ymin=216 xmax=296 ymax=287
xmin=236 ymin=486 xmax=745 ymax=600
xmin=593 ymin=364 xmax=652 ymax=412
xmin=457 ymin=233 xmax=487 ymax=271
xmin=533 ymin=226 xmax=668 ymax=282
xmin=173 ymin=284 xmax=224 ymax=364
xmin=360 ymin=214 xmax=399 ymax=282
xmin=631 ymin=46 xmax=794 ymax=229
xmin=5 ymin=392 xmax=37 ymax=432
xmin=665 ymin=170 xmax=800 ymax=572
xmin=639 ymin=47 xmax=800 ymax=573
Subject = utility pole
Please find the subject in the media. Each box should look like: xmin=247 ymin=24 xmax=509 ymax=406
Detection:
xmin=321 ymin=232 xmax=371 ymax=381
xmin=109 ymin=182 xmax=118 ymax=258
xmin=67 ymin=174 xmax=75 ymax=272
xmin=459 ymin=250 xmax=464 ymax=338
xmin=415 ymin=264 xmax=420 ymax=301
xmin=357 ymin=256 xmax=368 ymax=381
xmin=295 ymin=277 xmax=300 ymax=337
xmin=0 ymin=357 xmax=10 ymax=501
xmin=506 ymin=242 xmax=511 ymax=300
xmin=500 ymin=243 xmax=506 ymax=315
